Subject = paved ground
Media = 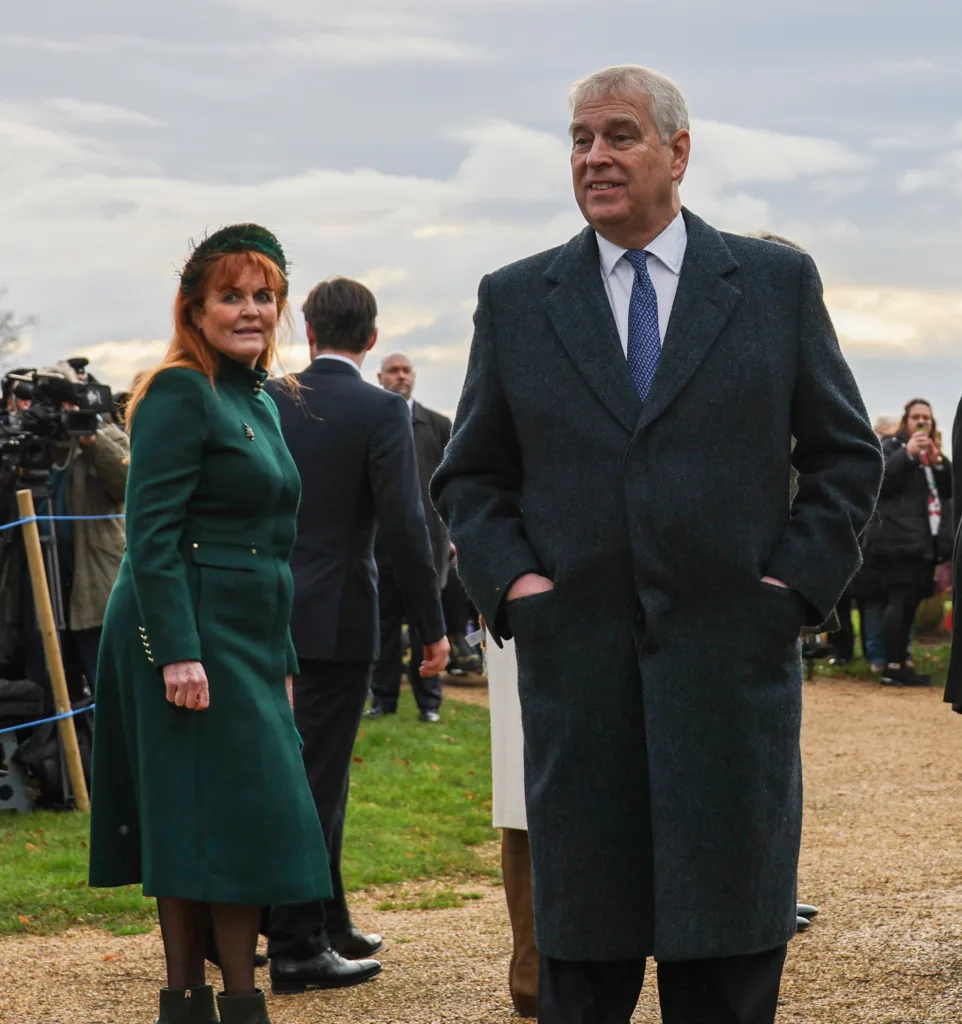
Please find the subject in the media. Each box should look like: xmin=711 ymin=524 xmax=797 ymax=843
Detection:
xmin=2 ymin=677 xmax=962 ymax=1023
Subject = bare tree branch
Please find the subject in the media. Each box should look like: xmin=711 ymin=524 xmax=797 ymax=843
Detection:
xmin=0 ymin=289 xmax=34 ymax=370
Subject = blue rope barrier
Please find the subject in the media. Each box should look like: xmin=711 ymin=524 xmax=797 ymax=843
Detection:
xmin=0 ymin=513 xmax=125 ymax=534
xmin=0 ymin=704 xmax=95 ymax=737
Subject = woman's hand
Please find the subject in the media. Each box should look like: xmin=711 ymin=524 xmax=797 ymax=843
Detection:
xmin=906 ymin=431 xmax=929 ymax=458
xmin=162 ymin=660 xmax=210 ymax=710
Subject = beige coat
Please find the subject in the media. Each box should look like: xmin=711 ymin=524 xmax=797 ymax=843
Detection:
xmin=64 ymin=423 xmax=128 ymax=630
xmin=486 ymin=635 xmax=527 ymax=831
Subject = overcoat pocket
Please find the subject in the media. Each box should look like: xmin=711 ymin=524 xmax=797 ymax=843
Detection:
xmin=190 ymin=542 xmax=258 ymax=571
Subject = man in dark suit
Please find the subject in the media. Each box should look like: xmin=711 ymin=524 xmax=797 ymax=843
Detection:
xmin=367 ymin=352 xmax=452 ymax=723
xmin=266 ymin=278 xmax=449 ymax=994
xmin=432 ymin=65 xmax=883 ymax=1024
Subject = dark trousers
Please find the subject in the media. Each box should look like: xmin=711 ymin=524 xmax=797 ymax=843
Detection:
xmin=882 ymin=583 xmax=930 ymax=665
xmin=828 ymin=591 xmax=855 ymax=661
xmin=372 ymin=566 xmax=442 ymax=713
xmin=442 ymin=570 xmax=474 ymax=636
xmin=266 ymin=659 xmax=371 ymax=958
xmin=538 ymin=944 xmax=787 ymax=1024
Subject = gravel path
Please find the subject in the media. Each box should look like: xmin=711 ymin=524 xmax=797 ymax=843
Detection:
xmin=2 ymin=678 xmax=961 ymax=1023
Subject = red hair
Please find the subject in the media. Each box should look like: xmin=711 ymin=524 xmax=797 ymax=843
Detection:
xmin=125 ymin=250 xmax=292 ymax=423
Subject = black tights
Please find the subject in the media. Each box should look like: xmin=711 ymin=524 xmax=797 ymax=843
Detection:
xmin=157 ymin=898 xmax=259 ymax=995
xmin=882 ymin=583 xmax=930 ymax=666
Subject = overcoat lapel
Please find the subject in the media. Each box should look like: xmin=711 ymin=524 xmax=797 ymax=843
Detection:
xmin=637 ymin=210 xmax=741 ymax=431
xmin=543 ymin=228 xmax=642 ymax=434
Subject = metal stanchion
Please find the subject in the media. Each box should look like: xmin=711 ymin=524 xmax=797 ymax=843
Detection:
xmin=15 ymin=489 xmax=91 ymax=812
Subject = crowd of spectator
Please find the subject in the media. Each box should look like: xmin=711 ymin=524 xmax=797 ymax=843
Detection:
xmin=830 ymin=398 xmax=953 ymax=685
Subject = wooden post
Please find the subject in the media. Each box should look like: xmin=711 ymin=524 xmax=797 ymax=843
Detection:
xmin=16 ymin=489 xmax=91 ymax=812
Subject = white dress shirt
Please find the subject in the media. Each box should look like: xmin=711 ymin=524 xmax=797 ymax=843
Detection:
xmin=596 ymin=211 xmax=688 ymax=356
xmin=314 ymin=353 xmax=361 ymax=374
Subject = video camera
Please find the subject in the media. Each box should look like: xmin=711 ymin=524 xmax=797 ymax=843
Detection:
xmin=1 ymin=368 xmax=113 ymax=483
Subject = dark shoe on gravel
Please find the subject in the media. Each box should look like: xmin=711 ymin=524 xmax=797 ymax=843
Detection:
xmin=796 ymin=904 xmax=819 ymax=919
xmin=217 ymin=988 xmax=271 ymax=1024
xmin=331 ymin=926 xmax=384 ymax=959
xmin=796 ymin=916 xmax=811 ymax=932
xmin=270 ymin=948 xmax=382 ymax=994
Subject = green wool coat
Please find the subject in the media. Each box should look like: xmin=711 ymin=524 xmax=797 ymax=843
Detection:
xmin=89 ymin=358 xmax=333 ymax=905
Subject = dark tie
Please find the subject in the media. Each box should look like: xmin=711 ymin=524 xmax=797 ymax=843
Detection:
xmin=623 ymin=249 xmax=661 ymax=401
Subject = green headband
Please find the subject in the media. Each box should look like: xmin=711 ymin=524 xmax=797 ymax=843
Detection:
xmin=180 ymin=223 xmax=289 ymax=292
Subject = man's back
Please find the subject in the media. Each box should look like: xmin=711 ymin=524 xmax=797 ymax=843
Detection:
xmin=270 ymin=359 xmax=440 ymax=662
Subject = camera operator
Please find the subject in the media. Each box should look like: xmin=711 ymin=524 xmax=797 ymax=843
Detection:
xmin=6 ymin=363 xmax=128 ymax=712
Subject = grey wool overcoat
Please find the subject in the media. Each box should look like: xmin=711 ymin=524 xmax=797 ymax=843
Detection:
xmin=431 ymin=209 xmax=883 ymax=963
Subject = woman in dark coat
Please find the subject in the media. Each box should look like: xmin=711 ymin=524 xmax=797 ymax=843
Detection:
xmin=863 ymin=398 xmax=952 ymax=686
xmin=89 ymin=225 xmax=331 ymax=1024
xmin=943 ymin=397 xmax=962 ymax=711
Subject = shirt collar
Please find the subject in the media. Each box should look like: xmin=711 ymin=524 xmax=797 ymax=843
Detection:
xmin=314 ymin=353 xmax=361 ymax=374
xmin=596 ymin=210 xmax=687 ymax=280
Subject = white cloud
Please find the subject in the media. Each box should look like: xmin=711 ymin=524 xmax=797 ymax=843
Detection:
xmin=45 ymin=98 xmax=163 ymax=127
xmin=0 ymin=99 xmax=901 ymax=410
xmin=78 ymin=339 xmax=170 ymax=387
xmin=275 ymin=32 xmax=486 ymax=63
xmin=826 ymin=286 xmax=962 ymax=357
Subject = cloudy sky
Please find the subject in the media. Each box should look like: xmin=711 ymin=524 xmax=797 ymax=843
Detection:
xmin=1 ymin=0 xmax=960 ymax=434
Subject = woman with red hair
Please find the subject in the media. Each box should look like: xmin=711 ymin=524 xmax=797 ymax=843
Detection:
xmin=89 ymin=225 xmax=331 ymax=1024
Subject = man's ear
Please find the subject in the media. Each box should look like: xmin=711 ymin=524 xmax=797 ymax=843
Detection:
xmin=365 ymin=329 xmax=378 ymax=354
xmin=305 ymin=323 xmax=317 ymax=354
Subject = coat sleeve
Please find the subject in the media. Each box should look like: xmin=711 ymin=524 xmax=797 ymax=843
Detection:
xmin=879 ymin=440 xmax=916 ymax=497
xmin=82 ymin=423 xmax=130 ymax=504
xmin=765 ymin=255 xmax=884 ymax=623
xmin=286 ymin=633 xmax=300 ymax=677
xmin=430 ymin=275 xmax=543 ymax=640
xmin=125 ymin=369 xmax=209 ymax=669
xmin=955 ymin=400 xmax=962 ymax=538
xmin=369 ymin=396 xmax=446 ymax=646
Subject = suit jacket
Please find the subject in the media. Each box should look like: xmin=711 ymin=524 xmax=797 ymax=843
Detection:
xmin=269 ymin=360 xmax=444 ymax=662
xmin=433 ymin=209 xmax=883 ymax=962
xmin=412 ymin=400 xmax=452 ymax=585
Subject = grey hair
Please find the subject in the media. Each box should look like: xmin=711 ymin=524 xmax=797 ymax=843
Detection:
xmin=569 ymin=65 xmax=690 ymax=143
xmin=751 ymin=230 xmax=807 ymax=254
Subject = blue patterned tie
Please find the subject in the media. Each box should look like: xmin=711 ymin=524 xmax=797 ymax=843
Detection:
xmin=623 ymin=249 xmax=661 ymax=401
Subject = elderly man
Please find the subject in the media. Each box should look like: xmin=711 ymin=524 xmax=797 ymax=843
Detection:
xmin=432 ymin=65 xmax=882 ymax=1024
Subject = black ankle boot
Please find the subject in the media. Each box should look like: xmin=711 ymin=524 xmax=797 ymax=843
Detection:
xmin=188 ymin=986 xmax=219 ymax=1023
xmin=216 ymin=989 xmax=270 ymax=1024
xmin=157 ymin=986 xmax=221 ymax=1024
xmin=157 ymin=989 xmax=189 ymax=1024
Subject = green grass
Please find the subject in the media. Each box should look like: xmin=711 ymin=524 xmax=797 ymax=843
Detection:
xmin=0 ymin=692 xmax=497 ymax=937
xmin=810 ymin=638 xmax=951 ymax=687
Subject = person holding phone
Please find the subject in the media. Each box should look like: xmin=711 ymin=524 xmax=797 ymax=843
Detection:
xmin=863 ymin=398 xmax=952 ymax=686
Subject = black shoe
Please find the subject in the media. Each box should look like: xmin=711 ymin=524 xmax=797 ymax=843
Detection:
xmin=419 ymin=710 xmax=441 ymax=723
xmin=797 ymin=903 xmax=819 ymax=919
xmin=363 ymin=706 xmax=396 ymax=719
xmin=796 ymin=915 xmax=811 ymax=933
xmin=881 ymin=665 xmax=930 ymax=687
xmin=331 ymin=927 xmax=384 ymax=959
xmin=270 ymin=948 xmax=381 ymax=994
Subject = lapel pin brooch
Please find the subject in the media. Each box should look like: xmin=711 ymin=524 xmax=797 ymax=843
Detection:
xmin=243 ymin=423 xmax=255 ymax=441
